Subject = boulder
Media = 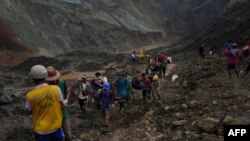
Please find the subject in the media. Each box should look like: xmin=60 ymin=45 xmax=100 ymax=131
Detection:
xmin=195 ymin=119 xmax=218 ymax=134
xmin=163 ymin=106 xmax=170 ymax=111
xmin=223 ymin=115 xmax=234 ymax=124
xmin=212 ymin=100 xmax=218 ymax=106
xmin=181 ymin=104 xmax=188 ymax=109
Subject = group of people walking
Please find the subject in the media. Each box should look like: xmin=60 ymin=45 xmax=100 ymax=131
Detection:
xmin=198 ymin=38 xmax=250 ymax=78
xmin=25 ymin=51 xmax=170 ymax=141
xmin=145 ymin=52 xmax=171 ymax=79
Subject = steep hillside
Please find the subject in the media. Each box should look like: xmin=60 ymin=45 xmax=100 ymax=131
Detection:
xmin=0 ymin=0 xmax=239 ymax=65
xmin=149 ymin=0 xmax=248 ymax=60
xmin=185 ymin=0 xmax=250 ymax=54
xmin=0 ymin=19 xmax=37 ymax=66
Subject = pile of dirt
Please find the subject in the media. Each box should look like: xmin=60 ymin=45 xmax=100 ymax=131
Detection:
xmin=10 ymin=51 xmax=127 ymax=74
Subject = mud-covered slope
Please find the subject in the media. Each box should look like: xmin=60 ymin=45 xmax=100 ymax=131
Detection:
xmin=0 ymin=19 xmax=37 ymax=66
xmin=185 ymin=0 xmax=250 ymax=53
xmin=0 ymin=0 xmax=238 ymax=65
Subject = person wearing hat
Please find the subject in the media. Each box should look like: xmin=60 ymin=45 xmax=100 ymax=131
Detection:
xmin=99 ymin=82 xmax=114 ymax=123
xmin=25 ymin=65 xmax=64 ymax=141
xmin=152 ymin=75 xmax=161 ymax=100
xmin=72 ymin=75 xmax=92 ymax=115
xmin=46 ymin=66 xmax=72 ymax=141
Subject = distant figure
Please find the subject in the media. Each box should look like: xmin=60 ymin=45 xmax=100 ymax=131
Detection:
xmin=241 ymin=38 xmax=250 ymax=76
xmin=242 ymin=43 xmax=250 ymax=59
xmin=167 ymin=56 xmax=172 ymax=64
xmin=158 ymin=52 xmax=166 ymax=63
xmin=209 ymin=50 xmax=213 ymax=56
xmin=198 ymin=44 xmax=205 ymax=58
xmin=131 ymin=52 xmax=136 ymax=62
xmin=223 ymin=43 xmax=240 ymax=78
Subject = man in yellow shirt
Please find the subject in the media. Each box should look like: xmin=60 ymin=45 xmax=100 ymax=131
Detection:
xmin=25 ymin=65 xmax=64 ymax=141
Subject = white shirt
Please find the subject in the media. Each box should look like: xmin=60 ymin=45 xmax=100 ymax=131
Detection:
xmin=132 ymin=53 xmax=135 ymax=58
xmin=167 ymin=57 xmax=172 ymax=63
xmin=78 ymin=82 xmax=92 ymax=99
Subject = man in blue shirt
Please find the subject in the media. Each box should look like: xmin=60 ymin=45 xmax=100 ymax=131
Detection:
xmin=114 ymin=71 xmax=129 ymax=113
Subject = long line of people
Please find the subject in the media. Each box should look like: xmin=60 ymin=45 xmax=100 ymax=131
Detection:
xmin=25 ymin=52 xmax=170 ymax=141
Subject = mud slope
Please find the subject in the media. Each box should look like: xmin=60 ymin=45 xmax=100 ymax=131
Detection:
xmin=0 ymin=19 xmax=36 ymax=66
xmin=185 ymin=0 xmax=250 ymax=54
xmin=0 ymin=0 xmax=236 ymax=66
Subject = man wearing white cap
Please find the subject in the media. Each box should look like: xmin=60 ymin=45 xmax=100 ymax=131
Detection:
xmin=25 ymin=65 xmax=64 ymax=141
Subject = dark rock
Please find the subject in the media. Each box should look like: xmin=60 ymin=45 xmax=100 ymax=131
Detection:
xmin=0 ymin=94 xmax=14 ymax=105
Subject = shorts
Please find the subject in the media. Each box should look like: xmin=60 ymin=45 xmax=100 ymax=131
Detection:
xmin=35 ymin=128 xmax=63 ymax=141
xmin=227 ymin=64 xmax=237 ymax=70
xmin=62 ymin=117 xmax=72 ymax=140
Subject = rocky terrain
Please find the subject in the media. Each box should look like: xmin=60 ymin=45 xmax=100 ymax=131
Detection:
xmin=1 ymin=0 xmax=250 ymax=141
xmin=1 ymin=51 xmax=250 ymax=141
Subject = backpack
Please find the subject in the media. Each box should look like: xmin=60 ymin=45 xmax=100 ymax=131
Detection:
xmin=132 ymin=78 xmax=144 ymax=90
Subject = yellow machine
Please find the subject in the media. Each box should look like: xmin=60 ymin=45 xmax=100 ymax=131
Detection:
xmin=135 ymin=48 xmax=151 ymax=63
xmin=135 ymin=48 xmax=145 ymax=58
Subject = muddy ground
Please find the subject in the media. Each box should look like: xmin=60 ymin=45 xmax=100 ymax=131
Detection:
xmin=1 ymin=53 xmax=250 ymax=141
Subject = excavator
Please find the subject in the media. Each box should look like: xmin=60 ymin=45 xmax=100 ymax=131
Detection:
xmin=135 ymin=48 xmax=151 ymax=63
